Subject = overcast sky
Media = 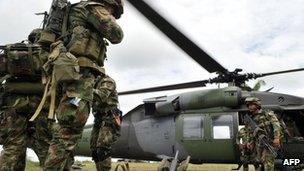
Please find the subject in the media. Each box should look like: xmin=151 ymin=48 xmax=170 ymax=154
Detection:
xmin=1 ymin=0 xmax=304 ymax=161
xmin=1 ymin=0 xmax=304 ymax=112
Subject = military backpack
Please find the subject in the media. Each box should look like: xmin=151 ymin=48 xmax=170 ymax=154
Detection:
xmin=0 ymin=43 xmax=43 ymax=78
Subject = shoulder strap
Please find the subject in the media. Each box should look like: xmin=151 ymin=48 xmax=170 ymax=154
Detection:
xmin=59 ymin=2 xmax=72 ymax=42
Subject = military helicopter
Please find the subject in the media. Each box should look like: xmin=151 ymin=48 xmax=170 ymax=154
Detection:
xmin=74 ymin=0 xmax=304 ymax=168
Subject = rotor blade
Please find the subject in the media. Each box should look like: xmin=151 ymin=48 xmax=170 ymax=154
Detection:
xmin=126 ymin=0 xmax=228 ymax=74
xmin=118 ymin=80 xmax=209 ymax=95
xmin=259 ymin=68 xmax=304 ymax=77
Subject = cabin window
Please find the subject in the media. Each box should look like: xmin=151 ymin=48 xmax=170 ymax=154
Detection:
xmin=212 ymin=115 xmax=233 ymax=139
xmin=183 ymin=116 xmax=203 ymax=139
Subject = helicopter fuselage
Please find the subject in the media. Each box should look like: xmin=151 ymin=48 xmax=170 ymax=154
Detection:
xmin=75 ymin=86 xmax=304 ymax=164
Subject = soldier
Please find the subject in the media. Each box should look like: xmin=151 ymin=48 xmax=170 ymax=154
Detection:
xmin=236 ymin=126 xmax=258 ymax=171
xmin=0 ymin=29 xmax=53 ymax=170
xmin=244 ymin=97 xmax=282 ymax=171
xmin=91 ymin=74 xmax=122 ymax=171
xmin=284 ymin=115 xmax=301 ymax=137
xmin=42 ymin=0 xmax=124 ymax=170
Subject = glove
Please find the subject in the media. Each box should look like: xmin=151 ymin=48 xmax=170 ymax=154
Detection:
xmin=273 ymin=138 xmax=280 ymax=148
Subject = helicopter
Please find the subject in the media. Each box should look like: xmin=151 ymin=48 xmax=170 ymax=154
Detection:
xmin=74 ymin=0 xmax=304 ymax=169
xmin=0 ymin=0 xmax=302 ymax=170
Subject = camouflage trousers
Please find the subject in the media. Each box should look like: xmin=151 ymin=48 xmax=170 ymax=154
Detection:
xmin=0 ymin=95 xmax=52 ymax=171
xmin=257 ymin=147 xmax=275 ymax=171
xmin=91 ymin=112 xmax=121 ymax=171
xmin=43 ymin=74 xmax=95 ymax=171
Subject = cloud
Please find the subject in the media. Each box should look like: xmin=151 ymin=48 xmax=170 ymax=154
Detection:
xmin=0 ymin=0 xmax=303 ymax=117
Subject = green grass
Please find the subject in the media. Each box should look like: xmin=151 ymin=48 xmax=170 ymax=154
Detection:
xmin=25 ymin=160 xmax=41 ymax=171
xmin=25 ymin=160 xmax=256 ymax=171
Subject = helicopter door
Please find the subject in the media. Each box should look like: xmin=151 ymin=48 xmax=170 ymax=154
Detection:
xmin=177 ymin=112 xmax=238 ymax=163
xmin=207 ymin=113 xmax=238 ymax=162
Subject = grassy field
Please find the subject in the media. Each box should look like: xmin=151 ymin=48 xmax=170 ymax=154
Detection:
xmin=26 ymin=160 xmax=256 ymax=171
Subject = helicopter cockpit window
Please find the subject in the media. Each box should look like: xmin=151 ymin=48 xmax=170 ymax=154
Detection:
xmin=212 ymin=115 xmax=233 ymax=139
xmin=183 ymin=116 xmax=203 ymax=139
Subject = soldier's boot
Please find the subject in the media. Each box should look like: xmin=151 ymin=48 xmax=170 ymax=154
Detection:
xmin=254 ymin=164 xmax=260 ymax=171
xmin=95 ymin=157 xmax=112 ymax=171
xmin=63 ymin=153 xmax=75 ymax=171
xmin=243 ymin=163 xmax=249 ymax=171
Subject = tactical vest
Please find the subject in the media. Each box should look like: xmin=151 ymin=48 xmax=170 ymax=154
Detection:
xmin=38 ymin=1 xmax=108 ymax=67
xmin=252 ymin=110 xmax=282 ymax=139
xmin=66 ymin=1 xmax=108 ymax=66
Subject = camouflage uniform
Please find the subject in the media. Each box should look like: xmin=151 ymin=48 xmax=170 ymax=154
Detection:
xmin=0 ymin=33 xmax=53 ymax=170
xmin=91 ymin=75 xmax=122 ymax=171
xmin=43 ymin=0 xmax=123 ymax=170
xmin=252 ymin=110 xmax=281 ymax=171
xmin=236 ymin=127 xmax=257 ymax=171
xmin=245 ymin=97 xmax=282 ymax=171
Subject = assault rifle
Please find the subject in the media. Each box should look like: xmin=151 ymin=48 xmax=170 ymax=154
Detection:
xmin=243 ymin=114 xmax=278 ymax=157
xmin=35 ymin=11 xmax=49 ymax=29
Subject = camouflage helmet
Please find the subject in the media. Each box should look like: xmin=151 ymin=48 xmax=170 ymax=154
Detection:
xmin=245 ymin=97 xmax=261 ymax=108
xmin=28 ymin=28 xmax=43 ymax=43
xmin=93 ymin=0 xmax=124 ymax=19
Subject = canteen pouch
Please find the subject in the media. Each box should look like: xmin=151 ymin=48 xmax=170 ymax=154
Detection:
xmin=52 ymin=51 xmax=81 ymax=83
xmin=37 ymin=30 xmax=56 ymax=46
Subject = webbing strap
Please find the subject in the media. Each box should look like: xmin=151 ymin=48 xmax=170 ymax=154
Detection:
xmin=59 ymin=2 xmax=71 ymax=42
xmin=48 ymin=72 xmax=57 ymax=119
xmin=29 ymin=78 xmax=51 ymax=121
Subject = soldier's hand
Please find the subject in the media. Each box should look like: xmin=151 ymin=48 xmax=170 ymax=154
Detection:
xmin=273 ymin=138 xmax=280 ymax=148
xmin=110 ymin=15 xmax=117 ymax=22
xmin=238 ymin=144 xmax=245 ymax=150
xmin=246 ymin=143 xmax=254 ymax=150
